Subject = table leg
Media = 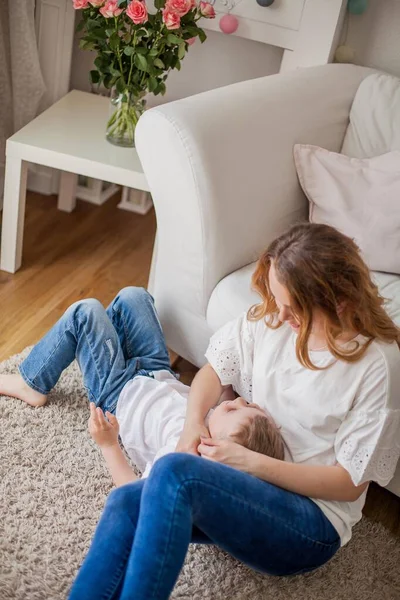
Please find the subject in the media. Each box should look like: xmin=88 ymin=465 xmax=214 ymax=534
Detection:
xmin=117 ymin=187 xmax=153 ymax=214
xmin=58 ymin=171 xmax=78 ymax=212
xmin=0 ymin=157 xmax=28 ymax=273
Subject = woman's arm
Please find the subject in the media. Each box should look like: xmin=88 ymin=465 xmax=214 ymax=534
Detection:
xmin=250 ymin=453 xmax=369 ymax=502
xmin=198 ymin=437 xmax=369 ymax=502
xmin=185 ymin=363 xmax=226 ymax=424
xmin=175 ymin=364 xmax=227 ymax=454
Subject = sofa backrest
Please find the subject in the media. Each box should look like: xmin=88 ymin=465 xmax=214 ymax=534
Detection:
xmin=341 ymin=71 xmax=400 ymax=330
xmin=341 ymin=72 xmax=400 ymax=158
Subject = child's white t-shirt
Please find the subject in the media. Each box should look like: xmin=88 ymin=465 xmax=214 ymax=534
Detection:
xmin=116 ymin=310 xmax=400 ymax=547
xmin=116 ymin=371 xmax=214 ymax=479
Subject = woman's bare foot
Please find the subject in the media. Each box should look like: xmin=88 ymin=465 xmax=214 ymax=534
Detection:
xmin=0 ymin=374 xmax=47 ymax=407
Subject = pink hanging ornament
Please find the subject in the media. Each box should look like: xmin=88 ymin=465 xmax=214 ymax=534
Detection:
xmin=219 ymin=13 xmax=239 ymax=34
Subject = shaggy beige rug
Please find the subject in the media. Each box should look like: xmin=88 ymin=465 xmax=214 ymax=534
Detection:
xmin=1 ymin=347 xmax=400 ymax=600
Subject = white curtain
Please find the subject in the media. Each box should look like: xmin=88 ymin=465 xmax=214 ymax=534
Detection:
xmin=0 ymin=0 xmax=46 ymax=200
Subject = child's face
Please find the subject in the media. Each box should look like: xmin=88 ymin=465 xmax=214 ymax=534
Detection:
xmin=208 ymin=397 xmax=269 ymax=440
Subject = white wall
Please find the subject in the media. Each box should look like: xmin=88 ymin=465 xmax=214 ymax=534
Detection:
xmin=70 ymin=21 xmax=283 ymax=106
xmin=346 ymin=0 xmax=400 ymax=77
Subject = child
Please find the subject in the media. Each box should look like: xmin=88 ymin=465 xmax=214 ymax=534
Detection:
xmin=88 ymin=378 xmax=285 ymax=484
xmin=0 ymin=287 xmax=285 ymax=486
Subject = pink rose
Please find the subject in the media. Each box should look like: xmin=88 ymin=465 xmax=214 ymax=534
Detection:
xmin=165 ymin=0 xmax=193 ymax=17
xmin=162 ymin=8 xmax=181 ymax=29
xmin=73 ymin=0 xmax=90 ymax=8
xmin=89 ymin=0 xmax=105 ymax=6
xmin=199 ymin=1 xmax=215 ymax=18
xmin=126 ymin=0 xmax=148 ymax=24
xmin=187 ymin=37 xmax=196 ymax=45
xmin=100 ymin=0 xmax=123 ymax=17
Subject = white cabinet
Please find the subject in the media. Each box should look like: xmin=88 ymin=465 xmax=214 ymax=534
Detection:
xmin=203 ymin=0 xmax=305 ymax=49
xmin=202 ymin=0 xmax=347 ymax=71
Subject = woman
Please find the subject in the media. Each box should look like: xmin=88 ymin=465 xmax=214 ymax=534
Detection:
xmin=8 ymin=223 xmax=399 ymax=599
xmin=65 ymin=222 xmax=400 ymax=598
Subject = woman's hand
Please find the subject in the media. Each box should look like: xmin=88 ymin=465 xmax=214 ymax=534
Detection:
xmin=175 ymin=421 xmax=211 ymax=455
xmin=197 ymin=436 xmax=254 ymax=473
xmin=88 ymin=402 xmax=120 ymax=448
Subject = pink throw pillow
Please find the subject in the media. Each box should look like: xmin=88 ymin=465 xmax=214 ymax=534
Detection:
xmin=294 ymin=144 xmax=400 ymax=274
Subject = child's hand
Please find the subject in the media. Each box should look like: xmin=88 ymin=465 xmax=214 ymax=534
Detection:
xmin=88 ymin=402 xmax=120 ymax=449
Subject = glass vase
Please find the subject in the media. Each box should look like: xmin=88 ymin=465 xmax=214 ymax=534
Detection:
xmin=106 ymin=88 xmax=147 ymax=148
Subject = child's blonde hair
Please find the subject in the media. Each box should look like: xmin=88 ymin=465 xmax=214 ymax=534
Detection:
xmin=231 ymin=414 xmax=285 ymax=460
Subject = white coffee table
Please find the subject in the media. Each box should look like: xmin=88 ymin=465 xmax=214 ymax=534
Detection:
xmin=0 ymin=90 xmax=150 ymax=273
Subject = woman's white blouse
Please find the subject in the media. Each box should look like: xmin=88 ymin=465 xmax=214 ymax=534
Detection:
xmin=205 ymin=311 xmax=400 ymax=546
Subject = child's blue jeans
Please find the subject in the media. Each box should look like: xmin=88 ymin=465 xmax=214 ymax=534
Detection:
xmin=19 ymin=286 xmax=178 ymax=414
xmin=19 ymin=286 xmax=340 ymax=599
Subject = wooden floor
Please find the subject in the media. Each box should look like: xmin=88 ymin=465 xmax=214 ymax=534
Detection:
xmin=0 ymin=190 xmax=399 ymax=537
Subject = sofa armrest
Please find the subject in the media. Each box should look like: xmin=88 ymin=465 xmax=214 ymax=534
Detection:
xmin=135 ymin=64 xmax=372 ymax=364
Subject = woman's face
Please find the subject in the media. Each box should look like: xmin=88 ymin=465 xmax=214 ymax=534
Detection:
xmin=269 ymin=261 xmax=326 ymax=337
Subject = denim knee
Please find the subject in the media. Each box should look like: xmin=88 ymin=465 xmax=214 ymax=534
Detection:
xmin=116 ymin=286 xmax=154 ymax=307
xmin=106 ymin=484 xmax=137 ymax=514
xmin=68 ymin=298 xmax=105 ymax=319
xmin=149 ymin=452 xmax=202 ymax=486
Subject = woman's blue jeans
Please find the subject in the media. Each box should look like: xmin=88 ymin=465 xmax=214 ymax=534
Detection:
xmin=19 ymin=286 xmax=178 ymax=414
xmin=19 ymin=286 xmax=340 ymax=599
xmin=69 ymin=454 xmax=340 ymax=600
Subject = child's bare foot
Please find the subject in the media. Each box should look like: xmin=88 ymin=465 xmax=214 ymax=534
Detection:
xmin=0 ymin=374 xmax=47 ymax=407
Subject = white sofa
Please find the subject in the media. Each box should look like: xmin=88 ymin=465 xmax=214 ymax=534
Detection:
xmin=135 ymin=64 xmax=400 ymax=497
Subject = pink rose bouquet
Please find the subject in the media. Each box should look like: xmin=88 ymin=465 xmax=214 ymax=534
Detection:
xmin=73 ymin=0 xmax=215 ymax=145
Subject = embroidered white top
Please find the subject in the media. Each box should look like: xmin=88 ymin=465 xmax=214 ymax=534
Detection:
xmin=204 ymin=310 xmax=400 ymax=546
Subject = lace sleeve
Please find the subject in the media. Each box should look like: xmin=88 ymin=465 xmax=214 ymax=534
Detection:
xmin=335 ymin=410 xmax=400 ymax=486
xmin=335 ymin=347 xmax=400 ymax=487
xmin=205 ymin=311 xmax=255 ymax=401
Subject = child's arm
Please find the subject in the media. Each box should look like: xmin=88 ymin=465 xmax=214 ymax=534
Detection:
xmin=88 ymin=403 xmax=138 ymax=487
xmin=100 ymin=444 xmax=139 ymax=487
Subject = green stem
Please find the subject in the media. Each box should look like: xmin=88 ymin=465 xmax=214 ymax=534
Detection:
xmin=115 ymin=16 xmax=126 ymax=86
xmin=127 ymin=54 xmax=134 ymax=89
xmin=127 ymin=29 xmax=136 ymax=89
xmin=106 ymin=97 xmax=141 ymax=145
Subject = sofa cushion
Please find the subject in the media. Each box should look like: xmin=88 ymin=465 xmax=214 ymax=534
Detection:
xmin=293 ymin=144 xmax=400 ymax=275
xmin=341 ymin=72 xmax=400 ymax=158
xmin=206 ymin=262 xmax=260 ymax=331
xmin=372 ymin=271 xmax=400 ymax=327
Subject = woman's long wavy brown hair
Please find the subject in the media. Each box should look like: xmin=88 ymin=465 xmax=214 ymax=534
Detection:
xmin=248 ymin=222 xmax=400 ymax=370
